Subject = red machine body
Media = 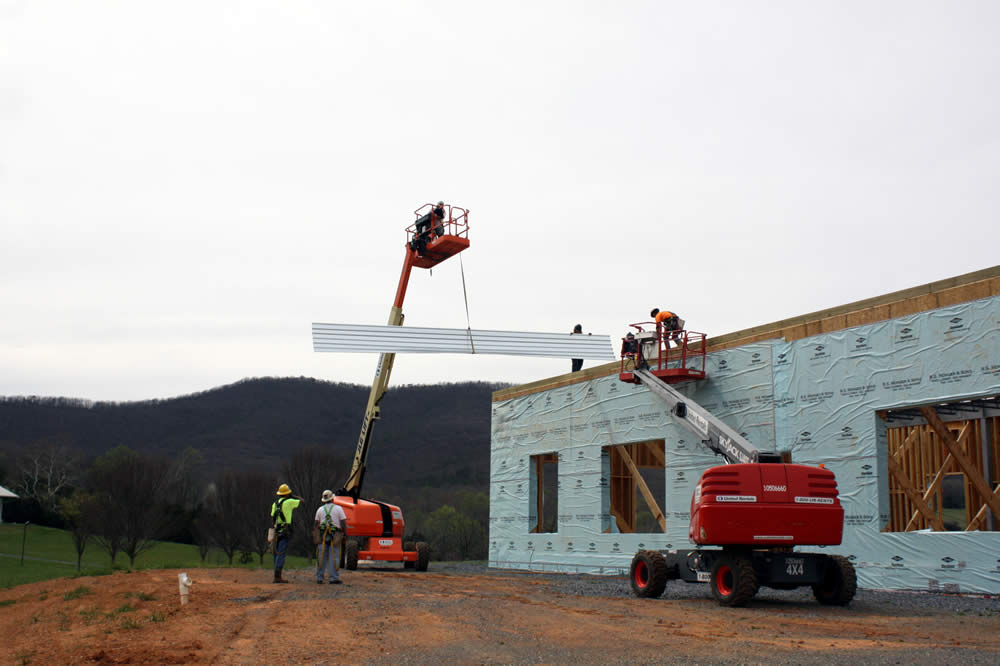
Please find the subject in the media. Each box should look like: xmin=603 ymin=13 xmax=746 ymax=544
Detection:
xmin=689 ymin=464 xmax=844 ymax=547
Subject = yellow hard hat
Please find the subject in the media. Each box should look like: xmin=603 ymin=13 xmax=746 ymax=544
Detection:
xmin=276 ymin=483 xmax=291 ymax=496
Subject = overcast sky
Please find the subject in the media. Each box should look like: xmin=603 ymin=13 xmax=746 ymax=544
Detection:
xmin=2 ymin=1 xmax=998 ymax=402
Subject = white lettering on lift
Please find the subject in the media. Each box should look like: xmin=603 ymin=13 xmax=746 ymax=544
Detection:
xmin=794 ymin=496 xmax=834 ymax=504
xmin=763 ymin=484 xmax=787 ymax=492
xmin=378 ymin=539 xmax=393 ymax=546
xmin=715 ymin=495 xmax=757 ymax=503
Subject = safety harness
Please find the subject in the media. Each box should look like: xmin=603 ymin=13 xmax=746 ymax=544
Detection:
xmin=273 ymin=496 xmax=292 ymax=536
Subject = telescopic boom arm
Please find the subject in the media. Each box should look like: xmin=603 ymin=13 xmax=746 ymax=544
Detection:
xmin=632 ymin=369 xmax=782 ymax=464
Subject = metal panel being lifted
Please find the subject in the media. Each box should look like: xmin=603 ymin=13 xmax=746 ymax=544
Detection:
xmin=312 ymin=323 xmax=617 ymax=360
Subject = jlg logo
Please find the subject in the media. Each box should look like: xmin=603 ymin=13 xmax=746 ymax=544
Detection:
xmin=763 ymin=484 xmax=787 ymax=492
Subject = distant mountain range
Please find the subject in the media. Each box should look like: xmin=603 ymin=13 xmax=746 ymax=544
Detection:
xmin=0 ymin=377 xmax=506 ymax=491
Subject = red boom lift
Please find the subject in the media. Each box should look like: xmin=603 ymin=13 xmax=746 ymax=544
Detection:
xmin=335 ymin=203 xmax=470 ymax=571
xmin=619 ymin=322 xmax=857 ymax=606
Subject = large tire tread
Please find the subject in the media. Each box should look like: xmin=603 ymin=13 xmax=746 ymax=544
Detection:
xmin=403 ymin=541 xmax=415 ymax=569
xmin=812 ymin=555 xmax=857 ymax=606
xmin=710 ymin=554 xmax=757 ymax=607
xmin=344 ymin=539 xmax=359 ymax=571
xmin=415 ymin=542 xmax=430 ymax=572
xmin=629 ymin=550 xmax=668 ymax=598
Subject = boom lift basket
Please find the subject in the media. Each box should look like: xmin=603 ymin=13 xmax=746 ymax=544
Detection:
xmin=406 ymin=204 xmax=470 ymax=269
xmin=619 ymin=322 xmax=706 ymax=384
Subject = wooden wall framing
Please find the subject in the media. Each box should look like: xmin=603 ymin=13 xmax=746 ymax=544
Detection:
xmin=529 ymin=453 xmax=558 ymax=534
xmin=885 ymin=412 xmax=1000 ymax=532
xmin=605 ymin=440 xmax=666 ymax=533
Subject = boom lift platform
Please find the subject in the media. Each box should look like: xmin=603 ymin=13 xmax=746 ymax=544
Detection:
xmin=620 ymin=323 xmax=857 ymax=607
xmin=334 ymin=203 xmax=470 ymax=572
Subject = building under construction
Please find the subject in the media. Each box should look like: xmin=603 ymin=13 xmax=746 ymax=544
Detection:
xmin=489 ymin=267 xmax=1000 ymax=594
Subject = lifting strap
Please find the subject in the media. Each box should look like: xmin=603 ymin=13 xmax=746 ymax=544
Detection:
xmin=459 ymin=252 xmax=475 ymax=354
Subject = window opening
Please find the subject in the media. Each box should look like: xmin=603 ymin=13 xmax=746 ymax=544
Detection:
xmin=529 ymin=453 xmax=558 ymax=533
xmin=602 ymin=440 xmax=666 ymax=533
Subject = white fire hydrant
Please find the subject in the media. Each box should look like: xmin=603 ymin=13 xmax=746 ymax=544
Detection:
xmin=178 ymin=572 xmax=193 ymax=606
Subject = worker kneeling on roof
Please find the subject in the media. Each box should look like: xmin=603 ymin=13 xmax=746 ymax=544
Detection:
xmin=314 ymin=489 xmax=347 ymax=585
xmin=271 ymin=484 xmax=303 ymax=584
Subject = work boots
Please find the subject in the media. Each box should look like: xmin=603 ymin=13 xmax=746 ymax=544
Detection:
xmin=273 ymin=569 xmax=289 ymax=584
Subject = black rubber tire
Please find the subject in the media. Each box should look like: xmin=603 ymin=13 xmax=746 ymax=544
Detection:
xmin=415 ymin=542 xmax=430 ymax=572
xmin=812 ymin=555 xmax=857 ymax=606
xmin=710 ymin=553 xmax=758 ymax=607
xmin=403 ymin=541 xmax=415 ymax=569
xmin=344 ymin=540 xmax=359 ymax=571
xmin=629 ymin=550 xmax=668 ymax=598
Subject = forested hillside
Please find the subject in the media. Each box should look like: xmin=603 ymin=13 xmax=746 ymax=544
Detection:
xmin=0 ymin=377 xmax=503 ymax=490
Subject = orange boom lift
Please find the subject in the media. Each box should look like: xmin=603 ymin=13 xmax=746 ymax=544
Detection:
xmin=336 ymin=203 xmax=470 ymax=571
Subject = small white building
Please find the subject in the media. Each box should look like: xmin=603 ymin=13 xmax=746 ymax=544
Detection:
xmin=0 ymin=485 xmax=18 ymax=524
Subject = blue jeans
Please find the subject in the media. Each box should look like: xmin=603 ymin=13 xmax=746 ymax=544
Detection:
xmin=274 ymin=535 xmax=290 ymax=572
xmin=316 ymin=540 xmax=341 ymax=582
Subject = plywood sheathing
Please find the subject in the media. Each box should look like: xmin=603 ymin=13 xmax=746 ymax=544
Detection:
xmin=494 ymin=266 xmax=1000 ymax=402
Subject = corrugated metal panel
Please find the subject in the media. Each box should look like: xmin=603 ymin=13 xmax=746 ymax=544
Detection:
xmin=312 ymin=323 xmax=617 ymax=360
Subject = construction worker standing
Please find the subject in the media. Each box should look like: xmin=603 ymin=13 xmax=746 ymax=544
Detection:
xmin=270 ymin=484 xmax=303 ymax=584
xmin=314 ymin=490 xmax=347 ymax=585
xmin=650 ymin=308 xmax=685 ymax=347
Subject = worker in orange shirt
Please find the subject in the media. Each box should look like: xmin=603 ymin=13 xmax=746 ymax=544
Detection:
xmin=650 ymin=308 xmax=685 ymax=347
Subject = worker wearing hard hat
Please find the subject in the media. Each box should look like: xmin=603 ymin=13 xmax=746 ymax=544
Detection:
xmin=650 ymin=308 xmax=686 ymax=347
xmin=270 ymin=484 xmax=303 ymax=584
xmin=314 ymin=490 xmax=347 ymax=585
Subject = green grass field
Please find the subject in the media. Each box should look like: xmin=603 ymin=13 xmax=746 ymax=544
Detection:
xmin=0 ymin=523 xmax=310 ymax=589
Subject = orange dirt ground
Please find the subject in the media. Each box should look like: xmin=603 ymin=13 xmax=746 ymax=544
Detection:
xmin=1 ymin=566 xmax=998 ymax=665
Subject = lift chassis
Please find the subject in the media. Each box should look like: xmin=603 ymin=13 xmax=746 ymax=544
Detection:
xmin=631 ymin=547 xmax=856 ymax=607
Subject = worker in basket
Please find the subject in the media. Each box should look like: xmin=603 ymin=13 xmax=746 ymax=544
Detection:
xmin=650 ymin=308 xmax=685 ymax=348
xmin=621 ymin=331 xmax=645 ymax=370
xmin=410 ymin=201 xmax=446 ymax=253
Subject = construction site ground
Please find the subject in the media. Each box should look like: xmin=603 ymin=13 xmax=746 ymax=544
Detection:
xmin=2 ymin=562 xmax=998 ymax=665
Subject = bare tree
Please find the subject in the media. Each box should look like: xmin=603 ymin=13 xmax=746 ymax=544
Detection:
xmin=206 ymin=472 xmax=245 ymax=565
xmin=14 ymin=440 xmax=81 ymax=513
xmin=58 ymin=490 xmax=95 ymax=570
xmin=87 ymin=446 xmax=175 ymax=567
xmin=233 ymin=470 xmax=278 ymax=565
xmin=282 ymin=447 xmax=347 ymax=558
